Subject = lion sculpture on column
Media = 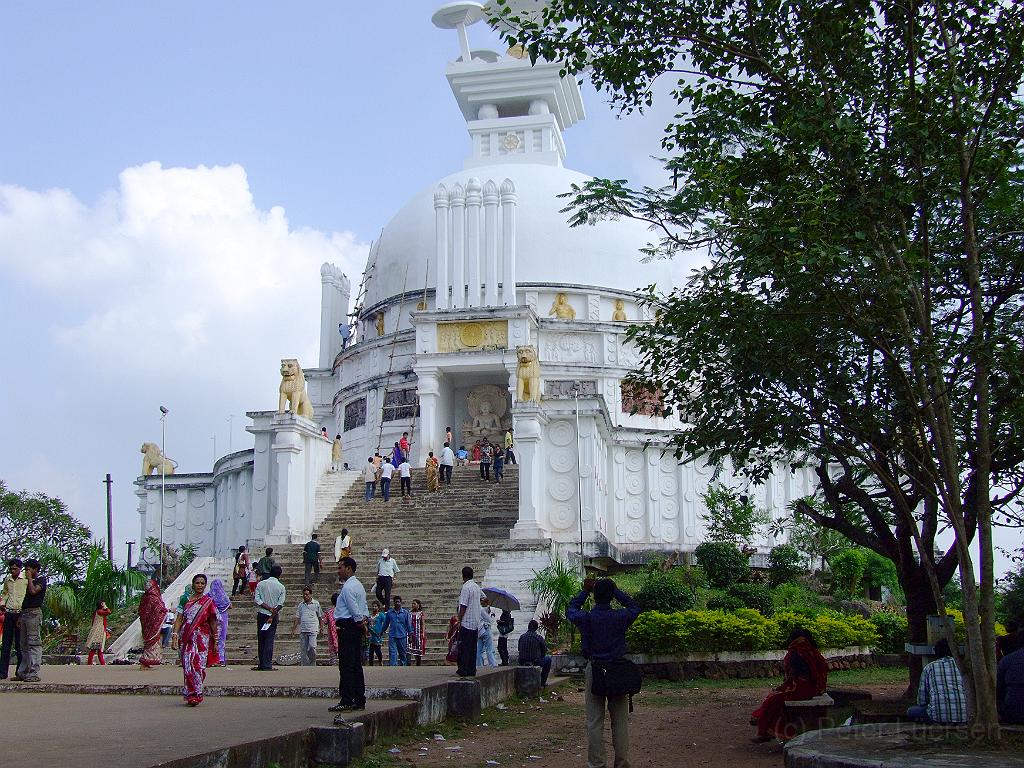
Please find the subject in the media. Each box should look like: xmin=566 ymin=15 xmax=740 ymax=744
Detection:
xmin=515 ymin=345 xmax=541 ymax=403
xmin=279 ymin=358 xmax=315 ymax=418
xmin=140 ymin=443 xmax=176 ymax=476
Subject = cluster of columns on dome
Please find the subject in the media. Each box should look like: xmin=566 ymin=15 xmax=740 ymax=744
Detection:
xmin=433 ymin=177 xmax=517 ymax=309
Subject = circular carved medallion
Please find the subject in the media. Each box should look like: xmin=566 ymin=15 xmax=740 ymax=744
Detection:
xmin=502 ymin=133 xmax=521 ymax=151
xmin=460 ymin=323 xmax=484 ymax=347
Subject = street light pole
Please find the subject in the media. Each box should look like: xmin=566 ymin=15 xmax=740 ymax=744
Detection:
xmin=159 ymin=405 xmax=169 ymax=586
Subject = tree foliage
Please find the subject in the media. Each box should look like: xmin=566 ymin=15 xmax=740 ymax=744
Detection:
xmin=767 ymin=544 xmax=806 ymax=587
xmin=0 ymin=480 xmax=92 ymax=577
xmin=43 ymin=542 xmax=147 ymax=632
xmin=491 ymin=0 xmax=1024 ymax=735
xmin=699 ymin=484 xmax=770 ymax=546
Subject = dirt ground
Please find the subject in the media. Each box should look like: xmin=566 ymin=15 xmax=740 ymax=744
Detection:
xmin=355 ymin=670 xmax=908 ymax=768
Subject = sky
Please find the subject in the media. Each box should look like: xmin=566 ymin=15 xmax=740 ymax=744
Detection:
xmin=0 ymin=1 xmax=671 ymax=565
xmin=0 ymin=2 xmax=1015 ymax=578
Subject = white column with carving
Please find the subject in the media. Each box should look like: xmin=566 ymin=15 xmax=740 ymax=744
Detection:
xmin=434 ymin=185 xmax=450 ymax=309
xmin=465 ymin=177 xmax=482 ymax=307
xmin=483 ymin=180 xmax=499 ymax=306
xmin=450 ymin=183 xmax=466 ymax=309
xmin=500 ymin=179 xmax=517 ymax=305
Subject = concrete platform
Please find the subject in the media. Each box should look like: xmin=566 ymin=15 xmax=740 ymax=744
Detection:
xmin=0 ymin=664 xmax=538 ymax=768
xmin=786 ymin=723 xmax=1024 ymax=768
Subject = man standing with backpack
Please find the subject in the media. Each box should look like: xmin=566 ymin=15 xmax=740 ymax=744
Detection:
xmin=568 ymin=577 xmax=642 ymax=768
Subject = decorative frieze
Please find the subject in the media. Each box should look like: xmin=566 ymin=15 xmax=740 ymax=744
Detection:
xmin=437 ymin=320 xmax=509 ymax=352
xmin=544 ymin=332 xmax=600 ymax=364
xmin=544 ymin=379 xmax=598 ymax=398
xmin=343 ymin=398 xmax=367 ymax=431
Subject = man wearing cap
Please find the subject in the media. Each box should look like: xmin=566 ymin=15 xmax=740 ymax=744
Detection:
xmin=375 ymin=549 xmax=399 ymax=607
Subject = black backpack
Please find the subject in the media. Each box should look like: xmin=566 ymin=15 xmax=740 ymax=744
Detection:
xmin=590 ymin=658 xmax=643 ymax=710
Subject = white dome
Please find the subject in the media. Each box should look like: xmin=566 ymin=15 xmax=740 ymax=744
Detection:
xmin=363 ymin=163 xmax=675 ymax=309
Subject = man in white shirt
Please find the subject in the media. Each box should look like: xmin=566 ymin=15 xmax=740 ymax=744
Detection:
xmin=363 ymin=457 xmax=377 ymax=500
xmin=253 ymin=565 xmax=286 ymax=671
xmin=455 ymin=566 xmax=483 ymax=677
xmin=292 ymin=587 xmax=324 ymax=666
xmin=329 ymin=557 xmax=369 ymax=713
xmin=380 ymin=458 xmax=395 ymax=502
xmin=398 ymin=459 xmax=413 ymax=498
xmin=375 ymin=549 xmax=399 ymax=606
xmin=440 ymin=442 xmax=456 ymax=485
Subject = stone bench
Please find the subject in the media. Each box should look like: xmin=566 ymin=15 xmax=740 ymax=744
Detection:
xmin=784 ymin=694 xmax=836 ymax=738
xmin=784 ymin=693 xmax=835 ymax=709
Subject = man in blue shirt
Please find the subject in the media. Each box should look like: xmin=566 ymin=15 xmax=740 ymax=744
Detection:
xmin=568 ymin=578 xmax=641 ymax=768
xmin=381 ymin=595 xmax=413 ymax=666
xmin=998 ymin=645 xmax=1024 ymax=724
xmin=329 ymin=557 xmax=369 ymax=713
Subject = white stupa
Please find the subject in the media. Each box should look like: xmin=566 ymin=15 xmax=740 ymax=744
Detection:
xmin=136 ymin=2 xmax=812 ymax=567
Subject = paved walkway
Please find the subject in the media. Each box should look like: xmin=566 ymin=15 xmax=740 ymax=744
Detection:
xmin=0 ymin=662 xmax=502 ymax=698
xmin=0 ymin=664 xmax=513 ymax=768
xmin=0 ymin=691 xmax=401 ymax=768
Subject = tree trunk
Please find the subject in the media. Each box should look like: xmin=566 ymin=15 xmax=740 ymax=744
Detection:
xmin=902 ymin=570 xmax=938 ymax=695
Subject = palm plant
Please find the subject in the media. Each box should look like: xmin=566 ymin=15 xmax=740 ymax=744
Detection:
xmin=42 ymin=542 xmax=147 ymax=631
xmin=528 ymin=555 xmax=582 ymax=649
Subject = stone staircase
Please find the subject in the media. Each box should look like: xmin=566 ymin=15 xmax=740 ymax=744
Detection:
xmin=214 ymin=464 xmax=529 ymax=665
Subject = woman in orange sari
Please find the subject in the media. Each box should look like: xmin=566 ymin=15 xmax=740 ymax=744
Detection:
xmin=752 ymin=628 xmax=829 ymax=741
xmin=138 ymin=579 xmax=167 ymax=668
xmin=171 ymin=574 xmax=220 ymax=706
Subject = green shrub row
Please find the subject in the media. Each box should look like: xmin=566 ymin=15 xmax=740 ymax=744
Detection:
xmin=626 ymin=608 xmax=880 ymax=654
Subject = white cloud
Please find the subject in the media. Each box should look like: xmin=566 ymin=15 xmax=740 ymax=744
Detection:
xmin=1 ymin=162 xmax=367 ymax=377
xmin=0 ymin=163 xmax=368 ymax=551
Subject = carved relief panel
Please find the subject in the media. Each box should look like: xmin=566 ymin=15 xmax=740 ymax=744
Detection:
xmin=437 ymin=321 xmax=508 ymax=353
xmin=543 ymin=332 xmax=601 ymax=364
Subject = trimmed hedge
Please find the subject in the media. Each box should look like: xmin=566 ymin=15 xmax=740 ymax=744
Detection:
xmin=627 ymin=608 xmax=879 ymax=654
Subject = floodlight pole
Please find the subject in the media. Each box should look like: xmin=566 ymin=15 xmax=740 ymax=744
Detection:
xmin=159 ymin=406 xmax=168 ymax=587
xmin=573 ymin=384 xmax=585 ymax=579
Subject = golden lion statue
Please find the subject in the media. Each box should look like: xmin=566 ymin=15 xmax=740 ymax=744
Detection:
xmin=279 ymin=358 xmax=315 ymax=418
xmin=516 ymin=345 xmax=541 ymax=403
xmin=140 ymin=442 xmax=176 ymax=476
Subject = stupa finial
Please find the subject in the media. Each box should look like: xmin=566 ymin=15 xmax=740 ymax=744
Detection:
xmin=431 ymin=2 xmax=486 ymax=62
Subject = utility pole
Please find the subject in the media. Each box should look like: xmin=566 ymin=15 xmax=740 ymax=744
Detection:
xmin=103 ymin=474 xmax=114 ymax=562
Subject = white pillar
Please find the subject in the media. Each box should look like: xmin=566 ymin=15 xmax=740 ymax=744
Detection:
xmin=465 ymin=177 xmax=482 ymax=308
xmin=451 ymin=183 xmax=466 ymax=309
xmin=483 ymin=180 xmax=499 ymax=306
xmin=414 ymin=369 xmax=440 ymax=465
xmin=319 ymin=264 xmax=335 ymax=368
xmin=511 ymin=403 xmax=547 ymax=539
xmin=434 ymin=185 xmax=450 ymax=309
xmin=500 ymin=179 xmax=517 ymax=305
xmin=267 ymin=419 xmax=304 ymax=543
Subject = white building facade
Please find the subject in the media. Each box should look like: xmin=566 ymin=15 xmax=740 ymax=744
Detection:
xmin=137 ymin=4 xmax=813 ymax=564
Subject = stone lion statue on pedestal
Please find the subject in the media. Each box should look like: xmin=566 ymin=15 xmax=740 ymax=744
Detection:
xmin=140 ymin=443 xmax=176 ymax=476
xmin=279 ymin=358 xmax=315 ymax=418
xmin=516 ymin=345 xmax=541 ymax=403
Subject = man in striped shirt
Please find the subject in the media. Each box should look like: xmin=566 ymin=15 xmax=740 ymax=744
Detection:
xmin=906 ymin=639 xmax=968 ymax=724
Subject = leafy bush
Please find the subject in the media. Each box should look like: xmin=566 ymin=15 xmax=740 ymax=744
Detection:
xmin=861 ymin=550 xmax=900 ymax=593
xmin=771 ymin=582 xmax=826 ymax=615
xmin=635 ymin=571 xmax=696 ymax=613
xmin=869 ymin=611 xmax=908 ymax=654
xmin=998 ymin=562 xmax=1024 ymax=624
xmin=727 ymin=583 xmax=774 ymax=615
xmin=767 ymin=544 xmax=805 ymax=587
xmin=705 ymin=592 xmax=745 ymax=612
xmin=694 ymin=541 xmax=750 ymax=588
xmin=829 ymin=549 xmax=868 ymax=597
xmin=626 ymin=608 xmax=879 ymax=654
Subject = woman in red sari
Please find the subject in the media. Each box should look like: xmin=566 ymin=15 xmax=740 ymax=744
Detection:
xmin=751 ymin=628 xmax=829 ymax=741
xmin=445 ymin=612 xmax=460 ymax=665
xmin=138 ymin=578 xmax=167 ymax=668
xmin=171 ymin=574 xmax=220 ymax=706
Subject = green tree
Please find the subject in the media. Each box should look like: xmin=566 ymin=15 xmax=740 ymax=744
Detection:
xmin=491 ymin=0 xmax=1024 ymax=736
xmin=767 ymin=544 xmax=805 ymax=588
xmin=694 ymin=541 xmax=749 ymax=588
xmin=0 ymin=481 xmax=92 ymax=575
xmin=699 ymin=484 xmax=770 ymax=546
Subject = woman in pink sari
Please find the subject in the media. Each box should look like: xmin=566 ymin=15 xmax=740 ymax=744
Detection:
xmin=323 ymin=591 xmax=340 ymax=663
xmin=171 ymin=574 xmax=220 ymax=706
xmin=409 ymin=599 xmax=427 ymax=666
xmin=138 ymin=578 xmax=167 ymax=668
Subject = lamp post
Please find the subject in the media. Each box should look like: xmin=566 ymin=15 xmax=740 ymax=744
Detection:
xmin=159 ymin=405 xmax=168 ymax=586
xmin=572 ymin=383 xmax=585 ymax=579
xmin=126 ymin=541 xmax=135 ymax=569
xmin=226 ymin=414 xmax=235 ymax=453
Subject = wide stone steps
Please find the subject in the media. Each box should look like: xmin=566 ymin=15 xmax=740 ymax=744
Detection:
xmin=211 ymin=465 xmax=521 ymax=664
